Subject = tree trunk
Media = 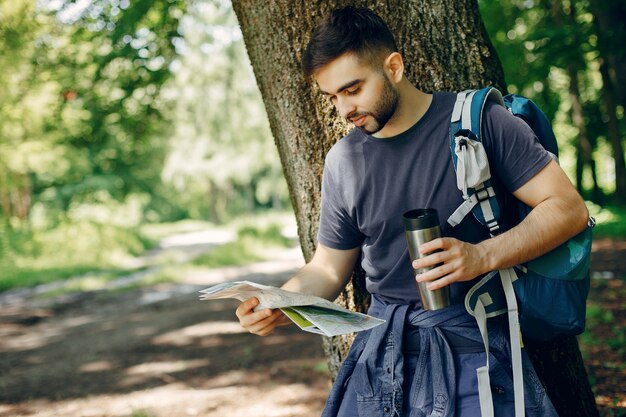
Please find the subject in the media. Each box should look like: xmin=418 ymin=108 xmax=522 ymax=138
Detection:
xmin=526 ymin=336 xmax=600 ymax=417
xmin=557 ymin=1 xmax=602 ymax=203
xmin=232 ymin=0 xmax=598 ymax=415
xmin=589 ymin=0 xmax=626 ymax=111
xmin=568 ymin=65 xmax=601 ymax=200
xmin=598 ymin=58 xmax=626 ymax=201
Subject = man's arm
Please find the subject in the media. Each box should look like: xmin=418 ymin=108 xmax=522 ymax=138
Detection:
xmin=236 ymin=243 xmax=360 ymax=336
xmin=413 ymin=160 xmax=589 ymax=290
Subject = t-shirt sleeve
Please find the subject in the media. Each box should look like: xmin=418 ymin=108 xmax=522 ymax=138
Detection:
xmin=482 ymin=101 xmax=553 ymax=192
xmin=317 ymin=159 xmax=364 ymax=250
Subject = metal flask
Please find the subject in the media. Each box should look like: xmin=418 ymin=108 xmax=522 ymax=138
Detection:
xmin=403 ymin=208 xmax=451 ymax=310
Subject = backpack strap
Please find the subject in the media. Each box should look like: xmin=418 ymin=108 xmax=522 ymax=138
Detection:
xmin=449 ymin=88 xmax=526 ymax=417
xmin=448 ymin=87 xmax=504 ymax=233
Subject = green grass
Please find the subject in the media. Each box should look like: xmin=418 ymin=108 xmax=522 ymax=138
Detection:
xmin=1 ymin=266 xmax=137 ymax=293
xmin=0 ymin=220 xmax=155 ymax=291
xmin=192 ymin=223 xmax=295 ymax=268
xmin=0 ymin=214 xmax=298 ymax=292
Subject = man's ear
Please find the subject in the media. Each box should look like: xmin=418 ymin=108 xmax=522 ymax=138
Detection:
xmin=383 ymin=52 xmax=404 ymax=84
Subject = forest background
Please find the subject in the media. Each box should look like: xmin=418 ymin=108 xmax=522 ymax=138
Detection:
xmin=2 ymin=0 xmax=626 ymax=287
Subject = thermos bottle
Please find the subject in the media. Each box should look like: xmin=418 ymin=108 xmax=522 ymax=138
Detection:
xmin=403 ymin=208 xmax=451 ymax=310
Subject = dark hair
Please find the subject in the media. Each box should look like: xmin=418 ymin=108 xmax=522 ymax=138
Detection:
xmin=302 ymin=6 xmax=398 ymax=79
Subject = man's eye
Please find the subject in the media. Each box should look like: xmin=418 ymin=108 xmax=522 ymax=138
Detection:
xmin=345 ymin=88 xmax=360 ymax=96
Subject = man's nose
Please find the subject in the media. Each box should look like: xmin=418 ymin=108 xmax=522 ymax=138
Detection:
xmin=336 ymin=96 xmax=355 ymax=119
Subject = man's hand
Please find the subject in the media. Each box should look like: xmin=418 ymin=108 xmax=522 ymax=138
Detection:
xmin=414 ymin=161 xmax=588 ymax=291
xmin=235 ymin=297 xmax=292 ymax=336
xmin=412 ymin=237 xmax=490 ymax=290
xmin=235 ymin=244 xmax=360 ymax=336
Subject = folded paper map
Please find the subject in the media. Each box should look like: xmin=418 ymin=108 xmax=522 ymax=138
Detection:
xmin=199 ymin=281 xmax=385 ymax=337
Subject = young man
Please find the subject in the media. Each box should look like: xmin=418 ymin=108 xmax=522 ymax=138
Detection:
xmin=236 ymin=6 xmax=588 ymax=417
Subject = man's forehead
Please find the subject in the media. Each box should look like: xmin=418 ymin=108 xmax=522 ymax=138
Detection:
xmin=314 ymin=53 xmax=371 ymax=94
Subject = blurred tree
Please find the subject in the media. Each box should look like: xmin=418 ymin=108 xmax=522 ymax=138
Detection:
xmin=588 ymin=0 xmax=626 ymax=110
xmin=0 ymin=1 xmax=64 ymax=220
xmin=0 ymin=0 xmax=186 ymax=224
xmin=0 ymin=0 xmax=289 ymax=230
xmin=232 ymin=0 xmax=598 ymax=416
xmin=45 ymin=0 xmax=186 ymax=209
xmin=597 ymin=58 xmax=626 ymax=201
xmin=480 ymin=0 xmax=625 ymax=203
xmin=160 ymin=0 xmax=288 ymax=223
xmin=554 ymin=0 xmax=603 ymax=202
xmin=588 ymin=0 xmax=626 ymax=201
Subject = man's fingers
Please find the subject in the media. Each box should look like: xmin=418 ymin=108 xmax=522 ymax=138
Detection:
xmin=426 ymin=271 xmax=460 ymax=290
xmin=418 ymin=237 xmax=449 ymax=254
xmin=412 ymin=250 xmax=448 ymax=270
xmin=246 ymin=310 xmax=284 ymax=335
xmin=236 ymin=298 xmax=292 ymax=336
xmin=240 ymin=307 xmax=273 ymax=328
xmin=235 ymin=297 xmax=259 ymax=319
xmin=416 ymin=260 xmax=456 ymax=282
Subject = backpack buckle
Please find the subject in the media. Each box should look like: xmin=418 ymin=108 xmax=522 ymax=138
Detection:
xmin=474 ymin=186 xmax=493 ymax=203
xmin=454 ymin=129 xmax=478 ymax=141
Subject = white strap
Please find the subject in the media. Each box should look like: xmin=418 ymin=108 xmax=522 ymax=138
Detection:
xmin=475 ymin=295 xmax=494 ymax=417
xmin=479 ymin=197 xmax=496 ymax=231
xmin=462 ymin=90 xmax=477 ymax=131
xmin=451 ymin=91 xmax=470 ymax=123
xmin=460 ymin=142 xmax=469 ymax=198
xmin=447 ymin=184 xmax=496 ymax=227
xmin=500 ymin=268 xmax=525 ymax=417
xmin=448 ymin=197 xmax=477 ymax=226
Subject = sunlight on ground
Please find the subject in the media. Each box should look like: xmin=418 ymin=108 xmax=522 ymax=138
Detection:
xmin=159 ymin=229 xmax=235 ymax=248
xmin=126 ymin=359 xmax=210 ymax=376
xmin=1 ymin=382 xmax=325 ymax=417
xmin=120 ymin=359 xmax=212 ymax=388
xmin=151 ymin=321 xmax=246 ymax=347
xmin=79 ymin=360 xmax=116 ymax=373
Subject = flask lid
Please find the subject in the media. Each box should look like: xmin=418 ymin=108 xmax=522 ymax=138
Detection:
xmin=403 ymin=208 xmax=439 ymax=230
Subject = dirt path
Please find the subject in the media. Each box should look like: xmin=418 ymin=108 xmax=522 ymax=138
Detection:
xmin=0 ymin=238 xmax=330 ymax=417
xmin=1 ymin=237 xmax=625 ymax=417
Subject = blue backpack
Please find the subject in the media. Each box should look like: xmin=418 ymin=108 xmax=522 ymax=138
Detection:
xmin=448 ymin=87 xmax=593 ymax=417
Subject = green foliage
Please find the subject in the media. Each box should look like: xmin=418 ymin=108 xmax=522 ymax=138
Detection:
xmin=0 ymin=0 xmax=289 ymax=233
xmin=0 ymin=0 xmax=188 ymax=224
xmin=160 ymin=0 xmax=289 ymax=222
xmin=479 ymin=0 xmax=626 ymax=200
xmin=0 ymin=219 xmax=153 ymax=291
xmin=586 ymin=303 xmax=615 ymax=325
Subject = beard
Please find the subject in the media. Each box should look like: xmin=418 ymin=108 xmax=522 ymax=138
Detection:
xmin=351 ymin=75 xmax=399 ymax=135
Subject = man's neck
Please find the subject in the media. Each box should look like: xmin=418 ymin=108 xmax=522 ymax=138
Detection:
xmin=373 ymin=80 xmax=433 ymax=139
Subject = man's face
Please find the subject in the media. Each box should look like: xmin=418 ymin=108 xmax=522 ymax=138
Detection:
xmin=314 ymin=53 xmax=399 ymax=135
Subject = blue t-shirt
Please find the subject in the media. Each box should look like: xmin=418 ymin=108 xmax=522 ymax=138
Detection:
xmin=317 ymin=91 xmax=552 ymax=305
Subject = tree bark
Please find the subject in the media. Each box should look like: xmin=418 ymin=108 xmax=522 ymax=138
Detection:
xmin=232 ymin=0 xmax=598 ymax=415
xmin=589 ymin=0 xmax=626 ymax=111
xmin=526 ymin=336 xmax=600 ymax=417
xmin=568 ymin=64 xmax=602 ymax=201
xmin=556 ymin=0 xmax=602 ymax=202
xmin=598 ymin=58 xmax=626 ymax=201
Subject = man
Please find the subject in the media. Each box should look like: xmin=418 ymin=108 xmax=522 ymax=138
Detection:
xmin=236 ymin=6 xmax=588 ymax=417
